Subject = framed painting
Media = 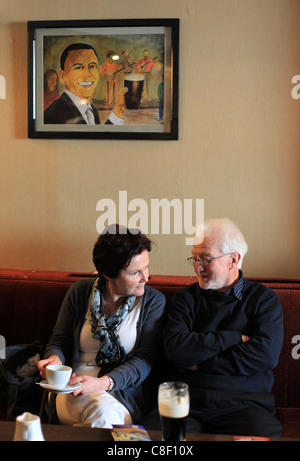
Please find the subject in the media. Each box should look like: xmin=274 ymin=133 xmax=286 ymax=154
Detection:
xmin=28 ymin=18 xmax=179 ymax=140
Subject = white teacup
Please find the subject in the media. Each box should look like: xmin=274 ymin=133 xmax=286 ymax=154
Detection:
xmin=46 ymin=364 xmax=72 ymax=388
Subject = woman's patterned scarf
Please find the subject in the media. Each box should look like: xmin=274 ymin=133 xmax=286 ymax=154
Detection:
xmin=88 ymin=277 xmax=136 ymax=375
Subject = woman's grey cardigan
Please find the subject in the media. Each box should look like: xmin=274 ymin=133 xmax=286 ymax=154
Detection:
xmin=44 ymin=278 xmax=166 ymax=423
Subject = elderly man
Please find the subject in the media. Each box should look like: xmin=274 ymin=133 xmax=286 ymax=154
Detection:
xmin=163 ymin=218 xmax=283 ymax=437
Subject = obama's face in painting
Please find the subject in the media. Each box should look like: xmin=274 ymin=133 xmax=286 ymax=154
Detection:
xmin=59 ymin=47 xmax=100 ymax=103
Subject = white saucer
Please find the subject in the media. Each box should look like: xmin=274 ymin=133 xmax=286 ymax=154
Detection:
xmin=37 ymin=380 xmax=81 ymax=394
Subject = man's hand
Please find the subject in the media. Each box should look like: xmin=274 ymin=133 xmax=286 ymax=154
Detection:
xmin=242 ymin=335 xmax=251 ymax=342
xmin=113 ymin=87 xmax=128 ymax=119
xmin=179 ymin=364 xmax=198 ymax=372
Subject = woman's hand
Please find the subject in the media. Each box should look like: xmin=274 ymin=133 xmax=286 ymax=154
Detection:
xmin=37 ymin=355 xmax=62 ymax=380
xmin=70 ymin=374 xmax=110 ymax=396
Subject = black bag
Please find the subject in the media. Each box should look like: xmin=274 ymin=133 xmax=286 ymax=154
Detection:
xmin=0 ymin=342 xmax=46 ymax=421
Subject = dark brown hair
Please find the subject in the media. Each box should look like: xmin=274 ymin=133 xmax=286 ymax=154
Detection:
xmin=60 ymin=43 xmax=99 ymax=70
xmin=93 ymin=224 xmax=152 ymax=279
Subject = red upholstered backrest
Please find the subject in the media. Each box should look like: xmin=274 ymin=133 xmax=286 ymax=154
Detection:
xmin=0 ymin=279 xmax=73 ymax=345
xmin=272 ymin=289 xmax=300 ymax=408
xmin=0 ymin=270 xmax=299 ymax=410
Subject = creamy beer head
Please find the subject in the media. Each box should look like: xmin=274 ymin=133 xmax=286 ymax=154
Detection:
xmin=124 ymin=74 xmax=145 ymax=83
xmin=158 ymin=382 xmax=190 ymax=418
xmin=158 ymin=400 xmax=189 ymax=418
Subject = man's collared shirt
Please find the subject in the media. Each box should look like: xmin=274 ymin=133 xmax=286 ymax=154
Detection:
xmin=207 ymin=271 xmax=244 ymax=301
xmin=64 ymin=90 xmax=95 ymax=124
xmin=224 ymin=273 xmax=244 ymax=301
xmin=63 ymin=89 xmax=124 ymax=126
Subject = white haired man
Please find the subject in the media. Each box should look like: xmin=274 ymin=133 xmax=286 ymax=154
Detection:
xmin=163 ymin=218 xmax=283 ymax=437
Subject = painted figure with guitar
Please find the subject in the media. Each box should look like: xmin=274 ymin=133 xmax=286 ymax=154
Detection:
xmin=119 ymin=50 xmax=135 ymax=76
xmin=135 ymin=50 xmax=157 ymax=102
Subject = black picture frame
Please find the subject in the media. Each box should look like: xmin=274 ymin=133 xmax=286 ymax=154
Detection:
xmin=28 ymin=18 xmax=179 ymax=140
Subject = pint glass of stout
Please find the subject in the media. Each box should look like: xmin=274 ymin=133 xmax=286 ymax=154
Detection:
xmin=124 ymin=74 xmax=145 ymax=109
xmin=158 ymin=382 xmax=190 ymax=441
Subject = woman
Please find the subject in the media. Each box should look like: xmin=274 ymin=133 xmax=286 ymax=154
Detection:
xmin=44 ymin=69 xmax=60 ymax=110
xmin=37 ymin=225 xmax=165 ymax=427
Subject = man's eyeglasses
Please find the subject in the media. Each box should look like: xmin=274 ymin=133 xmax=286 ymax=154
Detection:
xmin=187 ymin=252 xmax=233 ymax=267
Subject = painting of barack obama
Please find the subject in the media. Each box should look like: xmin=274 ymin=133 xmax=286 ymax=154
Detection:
xmin=44 ymin=43 xmax=127 ymax=126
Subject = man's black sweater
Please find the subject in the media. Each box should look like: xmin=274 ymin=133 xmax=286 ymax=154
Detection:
xmin=164 ymin=274 xmax=283 ymax=393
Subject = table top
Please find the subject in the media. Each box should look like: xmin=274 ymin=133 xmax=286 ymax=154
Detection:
xmin=1 ymin=421 xmax=299 ymax=442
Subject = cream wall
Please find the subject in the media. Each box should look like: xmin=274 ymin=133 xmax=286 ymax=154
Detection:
xmin=0 ymin=0 xmax=299 ymax=278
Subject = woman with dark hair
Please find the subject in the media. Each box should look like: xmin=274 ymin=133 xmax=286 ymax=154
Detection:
xmin=44 ymin=69 xmax=60 ymax=110
xmin=37 ymin=225 xmax=165 ymax=428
